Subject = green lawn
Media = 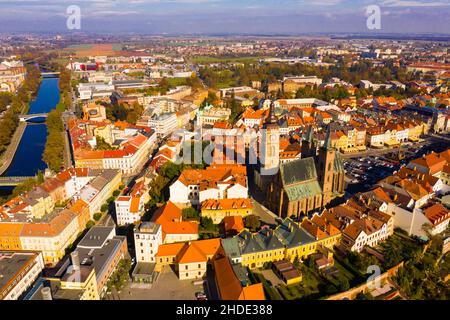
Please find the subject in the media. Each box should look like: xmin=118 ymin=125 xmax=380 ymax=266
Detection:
xmin=333 ymin=260 xmax=356 ymax=282
xmin=276 ymin=264 xmax=326 ymax=300
xmin=167 ymin=77 xmax=189 ymax=87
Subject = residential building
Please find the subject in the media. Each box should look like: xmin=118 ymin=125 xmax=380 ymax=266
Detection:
xmin=197 ymin=104 xmax=231 ymax=127
xmin=134 ymin=222 xmax=163 ymax=264
xmin=115 ymin=178 xmax=149 ymax=226
xmin=169 ymin=164 xmax=248 ymax=207
xmin=155 ymin=238 xmax=221 ymax=280
xmin=68 ymin=119 xmax=156 ymax=176
xmin=201 ymin=198 xmax=253 ymax=224
xmin=74 ymin=227 xmax=128 ymax=297
xmin=213 ymin=255 xmax=265 ymax=300
xmin=0 ymin=251 xmax=44 ymax=300
xmin=150 ymin=201 xmax=198 ymax=244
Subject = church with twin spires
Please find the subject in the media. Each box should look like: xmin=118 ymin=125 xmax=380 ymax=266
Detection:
xmin=254 ymin=101 xmax=345 ymax=219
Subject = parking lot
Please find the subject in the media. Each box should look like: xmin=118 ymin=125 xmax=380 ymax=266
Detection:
xmin=117 ymin=266 xmax=204 ymax=300
xmin=344 ymin=141 xmax=449 ymax=195
xmin=345 ymin=155 xmax=399 ymax=193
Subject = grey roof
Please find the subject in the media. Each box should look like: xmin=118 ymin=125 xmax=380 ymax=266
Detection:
xmin=76 ymin=236 xmax=126 ymax=283
xmin=136 ymin=222 xmax=161 ymax=235
xmin=25 ymin=278 xmax=84 ymax=301
xmin=280 ymin=157 xmax=318 ymax=186
xmin=90 ymin=169 xmax=120 ymax=191
xmin=0 ymin=252 xmax=40 ymax=294
xmin=237 ymin=229 xmax=284 ymax=255
xmin=24 ymin=187 xmax=50 ymax=205
xmin=77 ymin=226 xmax=115 ymax=249
xmin=224 ymin=218 xmax=319 ymax=258
xmin=274 ymin=218 xmax=316 ymax=248
xmin=221 ymin=237 xmax=241 ymax=259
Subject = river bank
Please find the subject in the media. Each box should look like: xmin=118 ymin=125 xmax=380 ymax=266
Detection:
xmin=0 ymin=122 xmax=27 ymax=176
xmin=1 ymin=77 xmax=60 ymax=179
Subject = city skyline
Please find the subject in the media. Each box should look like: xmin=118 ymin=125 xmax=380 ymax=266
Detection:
xmin=0 ymin=0 xmax=449 ymax=34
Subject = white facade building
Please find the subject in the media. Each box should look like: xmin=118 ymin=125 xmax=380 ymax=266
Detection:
xmin=0 ymin=251 xmax=45 ymax=300
xmin=134 ymin=222 xmax=163 ymax=263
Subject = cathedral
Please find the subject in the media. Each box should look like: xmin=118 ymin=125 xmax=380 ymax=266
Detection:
xmin=254 ymin=101 xmax=345 ymax=219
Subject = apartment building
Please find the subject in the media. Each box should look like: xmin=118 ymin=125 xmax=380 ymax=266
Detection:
xmin=169 ymin=164 xmax=248 ymax=207
xmin=0 ymin=251 xmax=44 ymax=300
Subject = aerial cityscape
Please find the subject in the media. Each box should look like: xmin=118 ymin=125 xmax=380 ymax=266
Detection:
xmin=0 ymin=0 xmax=449 ymax=306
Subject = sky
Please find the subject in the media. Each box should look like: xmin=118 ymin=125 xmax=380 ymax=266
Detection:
xmin=0 ymin=0 xmax=449 ymax=34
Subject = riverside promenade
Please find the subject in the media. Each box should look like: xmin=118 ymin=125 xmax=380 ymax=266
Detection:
xmin=0 ymin=122 xmax=27 ymax=176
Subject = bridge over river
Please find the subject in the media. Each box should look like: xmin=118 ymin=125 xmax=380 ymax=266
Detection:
xmin=0 ymin=176 xmax=34 ymax=187
xmin=19 ymin=113 xmax=49 ymax=122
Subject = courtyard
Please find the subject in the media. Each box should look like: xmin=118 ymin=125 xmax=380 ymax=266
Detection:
xmin=116 ymin=266 xmax=204 ymax=300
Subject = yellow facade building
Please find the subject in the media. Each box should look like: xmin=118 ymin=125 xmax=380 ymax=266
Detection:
xmin=222 ymin=217 xmax=342 ymax=269
xmin=201 ymin=198 xmax=253 ymax=224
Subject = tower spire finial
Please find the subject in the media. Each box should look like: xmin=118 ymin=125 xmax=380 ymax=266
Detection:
xmin=265 ymin=100 xmax=277 ymax=125
xmin=324 ymin=126 xmax=333 ymax=150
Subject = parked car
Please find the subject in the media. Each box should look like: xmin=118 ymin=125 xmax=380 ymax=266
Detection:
xmin=196 ymin=292 xmax=207 ymax=300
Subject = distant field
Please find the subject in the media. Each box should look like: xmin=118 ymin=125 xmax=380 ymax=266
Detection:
xmin=65 ymin=43 xmax=124 ymax=57
xmin=50 ymin=58 xmax=70 ymax=67
xmin=191 ymin=56 xmax=267 ymax=64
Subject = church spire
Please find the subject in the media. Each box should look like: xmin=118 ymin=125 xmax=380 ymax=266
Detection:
xmin=305 ymin=125 xmax=314 ymax=144
xmin=323 ymin=126 xmax=333 ymax=150
xmin=268 ymin=100 xmax=277 ymax=124
xmin=264 ymin=100 xmax=278 ymax=128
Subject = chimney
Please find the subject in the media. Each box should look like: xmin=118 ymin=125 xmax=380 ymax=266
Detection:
xmin=41 ymin=287 xmax=52 ymax=301
xmin=71 ymin=251 xmax=80 ymax=271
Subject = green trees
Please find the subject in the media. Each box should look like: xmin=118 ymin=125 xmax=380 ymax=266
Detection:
xmin=106 ymin=259 xmax=131 ymax=291
xmin=86 ymin=220 xmax=95 ymax=229
xmin=93 ymin=212 xmax=103 ymax=221
xmin=182 ymin=207 xmax=200 ymax=221
xmin=186 ymin=74 xmax=204 ymax=90
xmin=105 ymin=101 xmax=144 ymax=124
xmin=199 ymin=216 xmax=219 ymax=239
xmin=295 ymin=85 xmax=350 ymax=101
xmin=244 ymin=215 xmax=261 ymax=232
xmin=0 ymin=65 xmax=41 ymax=156
xmin=0 ymin=110 xmax=19 ymax=154
xmin=95 ymin=136 xmax=115 ymax=150
xmin=56 ymin=69 xmax=72 ymax=112
xmin=391 ymin=235 xmax=449 ymax=300
xmin=42 ymin=109 xmax=64 ymax=172
xmin=147 ymin=175 xmax=170 ymax=208
xmin=125 ymin=102 xmax=144 ymax=125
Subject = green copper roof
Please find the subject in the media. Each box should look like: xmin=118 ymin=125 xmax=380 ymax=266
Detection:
xmin=280 ymin=157 xmax=318 ymax=186
xmin=284 ymin=180 xmax=323 ymax=202
xmin=221 ymin=237 xmax=241 ymax=258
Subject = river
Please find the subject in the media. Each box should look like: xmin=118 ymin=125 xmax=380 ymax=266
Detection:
xmin=0 ymin=76 xmax=60 ymax=197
